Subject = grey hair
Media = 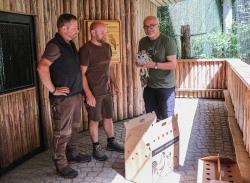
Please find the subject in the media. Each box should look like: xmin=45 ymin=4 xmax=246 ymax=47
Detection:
xmin=143 ymin=16 xmax=159 ymax=24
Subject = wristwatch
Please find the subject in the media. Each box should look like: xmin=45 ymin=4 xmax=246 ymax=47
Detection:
xmin=154 ymin=63 xmax=158 ymax=69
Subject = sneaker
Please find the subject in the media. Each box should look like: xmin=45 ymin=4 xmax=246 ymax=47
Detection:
xmin=107 ymin=140 xmax=124 ymax=153
xmin=93 ymin=144 xmax=108 ymax=161
xmin=67 ymin=153 xmax=92 ymax=164
xmin=56 ymin=166 xmax=78 ymax=179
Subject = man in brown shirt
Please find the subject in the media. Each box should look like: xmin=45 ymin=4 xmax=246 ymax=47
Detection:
xmin=79 ymin=21 xmax=124 ymax=161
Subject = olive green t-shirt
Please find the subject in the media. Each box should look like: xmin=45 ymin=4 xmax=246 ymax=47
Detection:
xmin=138 ymin=34 xmax=177 ymax=88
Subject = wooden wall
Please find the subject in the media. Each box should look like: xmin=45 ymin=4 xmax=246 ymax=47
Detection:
xmin=0 ymin=0 xmax=158 ymax=148
xmin=137 ymin=0 xmax=157 ymax=41
xmin=0 ymin=88 xmax=40 ymax=168
xmin=176 ymin=59 xmax=227 ymax=98
xmin=227 ymin=59 xmax=250 ymax=155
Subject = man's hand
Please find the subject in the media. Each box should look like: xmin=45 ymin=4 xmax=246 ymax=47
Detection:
xmin=53 ymin=87 xmax=70 ymax=96
xmin=135 ymin=62 xmax=144 ymax=67
xmin=143 ymin=60 xmax=156 ymax=69
xmin=86 ymin=94 xmax=96 ymax=107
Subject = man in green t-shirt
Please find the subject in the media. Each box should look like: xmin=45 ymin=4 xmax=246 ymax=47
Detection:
xmin=137 ymin=16 xmax=177 ymax=120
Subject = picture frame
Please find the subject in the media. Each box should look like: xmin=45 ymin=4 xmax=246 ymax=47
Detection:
xmin=82 ymin=20 xmax=122 ymax=64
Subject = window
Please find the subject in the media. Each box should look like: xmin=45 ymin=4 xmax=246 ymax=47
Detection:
xmin=0 ymin=12 xmax=36 ymax=93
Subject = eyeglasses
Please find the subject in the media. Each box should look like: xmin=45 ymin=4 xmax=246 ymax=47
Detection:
xmin=143 ymin=23 xmax=158 ymax=30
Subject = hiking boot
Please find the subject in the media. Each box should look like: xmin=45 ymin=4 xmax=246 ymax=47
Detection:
xmin=107 ymin=140 xmax=124 ymax=153
xmin=93 ymin=144 xmax=108 ymax=161
xmin=67 ymin=153 xmax=92 ymax=164
xmin=56 ymin=166 xmax=78 ymax=179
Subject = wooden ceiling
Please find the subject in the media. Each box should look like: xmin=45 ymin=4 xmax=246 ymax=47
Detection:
xmin=150 ymin=0 xmax=183 ymax=6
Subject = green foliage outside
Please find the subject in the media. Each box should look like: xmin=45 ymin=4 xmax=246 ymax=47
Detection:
xmin=157 ymin=6 xmax=175 ymax=38
xmin=191 ymin=27 xmax=238 ymax=58
xmin=235 ymin=1 xmax=250 ymax=63
xmin=157 ymin=6 xmax=180 ymax=58
xmin=158 ymin=0 xmax=250 ymax=62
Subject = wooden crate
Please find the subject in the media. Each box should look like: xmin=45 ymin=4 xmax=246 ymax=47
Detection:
xmin=197 ymin=155 xmax=243 ymax=183
xmin=125 ymin=113 xmax=179 ymax=183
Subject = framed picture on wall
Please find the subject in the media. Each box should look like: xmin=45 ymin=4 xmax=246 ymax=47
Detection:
xmin=82 ymin=20 xmax=121 ymax=64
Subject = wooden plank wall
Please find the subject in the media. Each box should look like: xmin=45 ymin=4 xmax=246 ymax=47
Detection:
xmin=0 ymin=0 xmax=157 ymax=147
xmin=0 ymin=88 xmax=40 ymax=168
xmin=137 ymin=0 xmax=157 ymax=40
xmin=176 ymin=59 xmax=227 ymax=98
xmin=227 ymin=59 xmax=250 ymax=155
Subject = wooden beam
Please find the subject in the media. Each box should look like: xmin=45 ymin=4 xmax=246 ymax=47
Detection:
xmin=166 ymin=0 xmax=175 ymax=4
xmin=223 ymin=0 xmax=233 ymax=33
xmin=181 ymin=25 xmax=191 ymax=59
xmin=155 ymin=0 xmax=166 ymax=6
xmin=149 ymin=0 xmax=161 ymax=6
xmin=150 ymin=0 xmax=184 ymax=6
xmin=162 ymin=0 xmax=172 ymax=4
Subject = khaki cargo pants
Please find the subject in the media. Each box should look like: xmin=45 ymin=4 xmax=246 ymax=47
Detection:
xmin=50 ymin=94 xmax=82 ymax=170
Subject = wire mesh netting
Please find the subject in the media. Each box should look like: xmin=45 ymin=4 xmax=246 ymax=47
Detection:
xmin=158 ymin=0 xmax=250 ymax=64
xmin=0 ymin=22 xmax=34 ymax=93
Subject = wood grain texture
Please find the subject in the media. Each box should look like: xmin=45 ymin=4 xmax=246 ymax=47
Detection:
xmin=0 ymin=88 xmax=40 ymax=168
xmin=176 ymin=59 xmax=227 ymax=98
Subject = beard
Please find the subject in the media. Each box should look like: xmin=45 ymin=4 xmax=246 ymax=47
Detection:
xmin=96 ymin=37 xmax=106 ymax=44
xmin=68 ymin=33 xmax=78 ymax=40
xmin=97 ymin=39 xmax=105 ymax=44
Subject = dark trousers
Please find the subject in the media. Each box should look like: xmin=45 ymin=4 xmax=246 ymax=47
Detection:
xmin=143 ymin=86 xmax=175 ymax=120
xmin=50 ymin=94 xmax=82 ymax=170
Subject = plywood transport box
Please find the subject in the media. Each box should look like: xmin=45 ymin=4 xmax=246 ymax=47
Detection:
xmin=197 ymin=155 xmax=243 ymax=183
xmin=124 ymin=113 xmax=179 ymax=183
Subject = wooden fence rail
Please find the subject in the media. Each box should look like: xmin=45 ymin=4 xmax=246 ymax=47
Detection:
xmin=176 ymin=59 xmax=227 ymax=98
xmin=227 ymin=59 xmax=250 ymax=155
xmin=176 ymin=59 xmax=250 ymax=156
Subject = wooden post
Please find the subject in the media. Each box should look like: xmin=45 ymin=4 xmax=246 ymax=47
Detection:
xmin=131 ymin=0 xmax=141 ymax=116
xmin=63 ymin=0 xmax=70 ymax=13
xmin=70 ymin=0 xmax=78 ymax=21
xmin=89 ymin=0 xmax=95 ymax=19
xmin=95 ymin=0 xmax=101 ymax=19
xmin=125 ymin=0 xmax=134 ymax=118
xmin=101 ymin=0 xmax=108 ymax=20
xmin=223 ymin=0 xmax=232 ymax=33
xmin=120 ymin=0 xmax=128 ymax=119
xmin=114 ymin=0 xmax=123 ymax=121
xmin=83 ymin=0 xmax=89 ymax=19
xmin=181 ymin=25 xmax=191 ymax=59
xmin=108 ymin=0 xmax=118 ymax=122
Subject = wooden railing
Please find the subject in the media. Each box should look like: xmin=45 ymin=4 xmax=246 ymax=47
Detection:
xmin=176 ymin=59 xmax=227 ymax=98
xmin=227 ymin=59 xmax=250 ymax=155
xmin=176 ymin=59 xmax=250 ymax=156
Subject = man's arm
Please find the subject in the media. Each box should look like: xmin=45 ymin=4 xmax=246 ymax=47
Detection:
xmin=81 ymin=65 xmax=96 ymax=107
xmin=37 ymin=58 xmax=69 ymax=96
xmin=110 ymin=64 xmax=119 ymax=95
xmin=143 ymin=55 xmax=177 ymax=70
